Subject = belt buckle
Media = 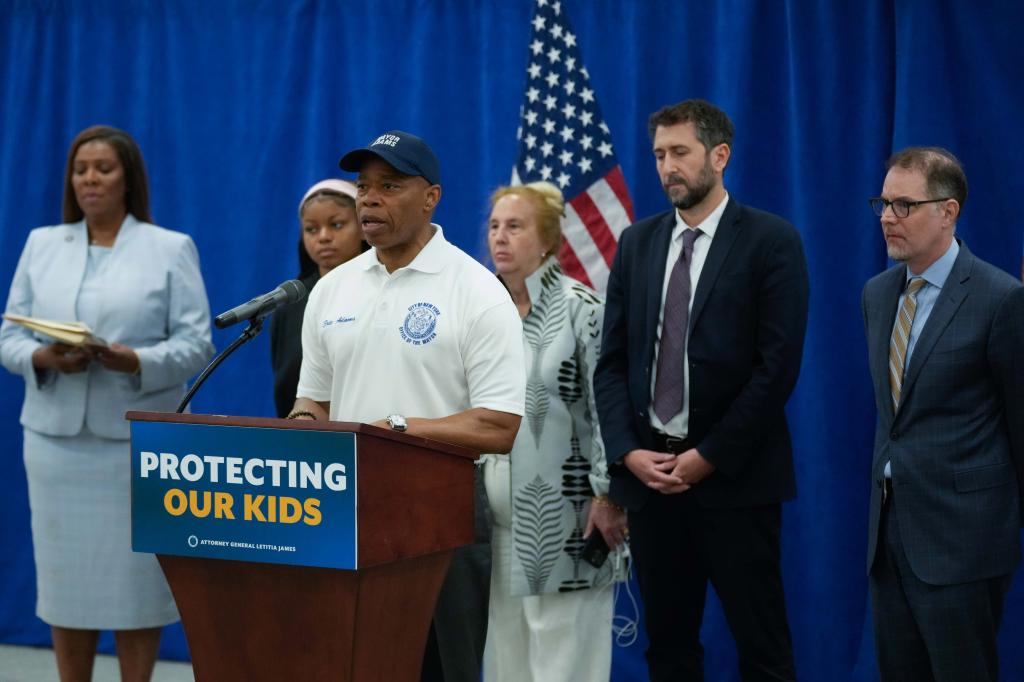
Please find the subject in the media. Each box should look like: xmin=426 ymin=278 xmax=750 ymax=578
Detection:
xmin=665 ymin=437 xmax=687 ymax=454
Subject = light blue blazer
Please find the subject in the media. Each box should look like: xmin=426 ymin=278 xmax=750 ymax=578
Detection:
xmin=0 ymin=215 xmax=214 ymax=439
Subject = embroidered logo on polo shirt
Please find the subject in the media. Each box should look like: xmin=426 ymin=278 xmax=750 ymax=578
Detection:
xmin=400 ymin=302 xmax=440 ymax=345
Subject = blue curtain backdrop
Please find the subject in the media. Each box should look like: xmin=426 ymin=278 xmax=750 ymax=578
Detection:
xmin=1 ymin=1 xmax=1022 ymax=679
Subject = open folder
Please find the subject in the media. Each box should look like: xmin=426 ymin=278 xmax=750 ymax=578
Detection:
xmin=2 ymin=313 xmax=108 ymax=348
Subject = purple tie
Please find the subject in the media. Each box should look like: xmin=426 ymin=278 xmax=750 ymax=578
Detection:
xmin=653 ymin=227 xmax=701 ymax=424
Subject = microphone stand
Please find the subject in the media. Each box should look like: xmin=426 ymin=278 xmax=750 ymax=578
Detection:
xmin=175 ymin=316 xmax=265 ymax=413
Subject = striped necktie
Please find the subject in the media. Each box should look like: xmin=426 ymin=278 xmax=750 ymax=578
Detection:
xmin=888 ymin=277 xmax=927 ymax=410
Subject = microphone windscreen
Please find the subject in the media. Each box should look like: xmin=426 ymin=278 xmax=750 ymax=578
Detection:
xmin=280 ymin=279 xmax=307 ymax=303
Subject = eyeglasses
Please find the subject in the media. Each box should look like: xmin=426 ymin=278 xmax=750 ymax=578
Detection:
xmin=868 ymin=196 xmax=951 ymax=218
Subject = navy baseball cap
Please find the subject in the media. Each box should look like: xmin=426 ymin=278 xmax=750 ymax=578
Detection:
xmin=338 ymin=130 xmax=441 ymax=186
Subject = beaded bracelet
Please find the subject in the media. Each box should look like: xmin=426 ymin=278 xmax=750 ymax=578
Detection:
xmin=286 ymin=410 xmax=317 ymax=420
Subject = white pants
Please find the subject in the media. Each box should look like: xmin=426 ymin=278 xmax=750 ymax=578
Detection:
xmin=482 ymin=454 xmax=614 ymax=682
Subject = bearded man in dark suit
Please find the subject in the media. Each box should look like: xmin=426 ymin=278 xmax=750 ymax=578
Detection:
xmin=594 ymin=99 xmax=809 ymax=681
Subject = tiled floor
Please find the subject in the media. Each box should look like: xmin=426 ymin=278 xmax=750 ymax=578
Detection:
xmin=0 ymin=644 xmax=193 ymax=682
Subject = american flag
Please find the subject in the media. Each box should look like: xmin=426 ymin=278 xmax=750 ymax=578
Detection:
xmin=511 ymin=0 xmax=635 ymax=293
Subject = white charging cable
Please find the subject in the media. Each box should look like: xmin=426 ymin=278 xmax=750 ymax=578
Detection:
xmin=610 ymin=544 xmax=639 ymax=647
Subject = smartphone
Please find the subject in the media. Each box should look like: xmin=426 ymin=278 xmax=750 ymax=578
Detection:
xmin=581 ymin=531 xmax=610 ymax=568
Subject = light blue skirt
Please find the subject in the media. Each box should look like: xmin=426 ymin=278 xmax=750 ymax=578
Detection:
xmin=23 ymin=428 xmax=178 ymax=629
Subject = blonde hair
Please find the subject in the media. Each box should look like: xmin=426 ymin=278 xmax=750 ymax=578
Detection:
xmin=489 ymin=181 xmax=565 ymax=254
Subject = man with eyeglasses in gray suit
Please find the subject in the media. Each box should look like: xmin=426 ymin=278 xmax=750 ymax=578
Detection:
xmin=862 ymin=146 xmax=1024 ymax=681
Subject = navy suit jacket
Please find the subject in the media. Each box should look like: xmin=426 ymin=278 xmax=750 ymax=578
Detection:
xmin=594 ymin=198 xmax=809 ymax=510
xmin=863 ymin=242 xmax=1024 ymax=584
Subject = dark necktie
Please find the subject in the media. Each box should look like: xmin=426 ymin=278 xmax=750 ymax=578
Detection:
xmin=653 ymin=227 xmax=701 ymax=424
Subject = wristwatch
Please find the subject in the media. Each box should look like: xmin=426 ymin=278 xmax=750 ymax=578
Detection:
xmin=385 ymin=414 xmax=407 ymax=432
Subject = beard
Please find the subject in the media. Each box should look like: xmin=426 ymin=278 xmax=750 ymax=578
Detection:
xmin=883 ymin=231 xmax=911 ymax=262
xmin=886 ymin=243 xmax=909 ymax=262
xmin=664 ymin=157 xmax=716 ymax=211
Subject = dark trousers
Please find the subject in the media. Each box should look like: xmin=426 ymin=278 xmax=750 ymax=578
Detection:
xmin=870 ymin=490 xmax=1011 ymax=682
xmin=422 ymin=467 xmax=493 ymax=682
xmin=420 ymin=542 xmax=491 ymax=682
xmin=628 ymin=491 xmax=796 ymax=682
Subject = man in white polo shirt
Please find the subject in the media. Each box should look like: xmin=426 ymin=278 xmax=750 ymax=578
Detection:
xmin=290 ymin=130 xmax=525 ymax=682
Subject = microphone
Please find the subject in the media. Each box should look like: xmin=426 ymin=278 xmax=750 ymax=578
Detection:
xmin=214 ymin=279 xmax=307 ymax=329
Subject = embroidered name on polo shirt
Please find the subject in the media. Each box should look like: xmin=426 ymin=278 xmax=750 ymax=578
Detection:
xmin=322 ymin=315 xmax=356 ymax=328
xmin=400 ymin=302 xmax=440 ymax=346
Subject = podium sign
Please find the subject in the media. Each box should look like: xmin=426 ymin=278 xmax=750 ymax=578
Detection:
xmin=126 ymin=411 xmax=477 ymax=681
xmin=131 ymin=421 xmax=358 ymax=569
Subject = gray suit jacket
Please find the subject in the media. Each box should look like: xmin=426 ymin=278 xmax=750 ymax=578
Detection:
xmin=862 ymin=241 xmax=1024 ymax=584
xmin=0 ymin=215 xmax=214 ymax=439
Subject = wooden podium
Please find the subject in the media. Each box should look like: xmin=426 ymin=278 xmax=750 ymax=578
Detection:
xmin=127 ymin=412 xmax=477 ymax=682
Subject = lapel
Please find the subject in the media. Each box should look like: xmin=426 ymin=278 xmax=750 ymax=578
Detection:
xmin=897 ymin=242 xmax=972 ymax=412
xmin=51 ymin=221 xmax=90 ymax=322
xmin=689 ymin=197 xmax=742 ymax=332
xmin=47 ymin=215 xmax=140 ymax=325
xmin=92 ymin=215 xmax=140 ymax=333
xmin=643 ymin=212 xmax=676 ymax=373
xmin=109 ymin=214 xmax=140 ymax=256
xmin=870 ymin=266 xmax=906 ymax=420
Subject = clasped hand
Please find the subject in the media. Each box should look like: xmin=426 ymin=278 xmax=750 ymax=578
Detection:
xmin=33 ymin=342 xmax=139 ymax=374
xmin=623 ymin=447 xmax=715 ymax=494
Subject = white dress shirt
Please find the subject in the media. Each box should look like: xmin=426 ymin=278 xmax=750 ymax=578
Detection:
xmin=649 ymin=192 xmax=730 ymax=437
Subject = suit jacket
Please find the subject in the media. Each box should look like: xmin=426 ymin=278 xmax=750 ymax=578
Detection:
xmin=0 ymin=215 xmax=214 ymax=439
xmin=863 ymin=241 xmax=1024 ymax=584
xmin=594 ymin=198 xmax=810 ymax=510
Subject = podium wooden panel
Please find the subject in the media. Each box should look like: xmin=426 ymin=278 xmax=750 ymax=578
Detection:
xmin=127 ymin=412 xmax=477 ymax=682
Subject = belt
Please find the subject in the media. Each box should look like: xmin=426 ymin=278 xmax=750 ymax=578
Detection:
xmin=651 ymin=432 xmax=692 ymax=454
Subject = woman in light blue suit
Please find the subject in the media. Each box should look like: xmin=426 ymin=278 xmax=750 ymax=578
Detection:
xmin=0 ymin=125 xmax=213 ymax=681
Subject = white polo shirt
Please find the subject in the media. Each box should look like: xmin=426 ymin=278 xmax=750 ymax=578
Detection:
xmin=297 ymin=225 xmax=526 ymax=423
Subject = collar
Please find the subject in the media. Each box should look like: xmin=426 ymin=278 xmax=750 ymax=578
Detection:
xmin=672 ymin=191 xmax=729 ymax=242
xmin=907 ymin=238 xmax=959 ymax=290
xmin=523 ymin=256 xmax=561 ymax=303
xmin=71 ymin=212 xmax=141 ymax=234
xmin=121 ymin=213 xmax=141 ymax=232
xmin=359 ymin=223 xmax=449 ymax=274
